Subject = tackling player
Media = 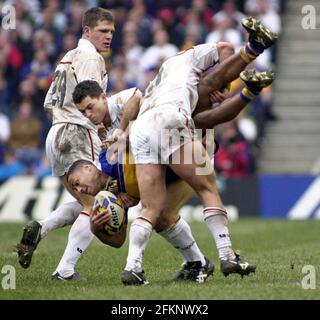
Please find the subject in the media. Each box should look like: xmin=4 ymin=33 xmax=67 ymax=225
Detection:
xmin=123 ymin=17 xmax=277 ymax=285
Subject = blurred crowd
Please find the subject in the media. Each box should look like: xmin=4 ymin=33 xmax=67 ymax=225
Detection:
xmin=0 ymin=0 xmax=283 ymax=179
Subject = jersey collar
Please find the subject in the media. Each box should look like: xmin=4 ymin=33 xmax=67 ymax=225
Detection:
xmin=78 ymin=39 xmax=98 ymax=52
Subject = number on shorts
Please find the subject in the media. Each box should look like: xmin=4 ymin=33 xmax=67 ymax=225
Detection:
xmin=52 ymin=70 xmax=67 ymax=108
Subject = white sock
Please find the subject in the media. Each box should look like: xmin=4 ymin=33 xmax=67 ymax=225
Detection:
xmin=203 ymin=207 xmax=235 ymax=261
xmin=53 ymin=213 xmax=94 ymax=278
xmin=40 ymin=201 xmax=82 ymax=238
xmin=158 ymin=218 xmax=206 ymax=266
xmin=125 ymin=218 xmax=153 ymax=273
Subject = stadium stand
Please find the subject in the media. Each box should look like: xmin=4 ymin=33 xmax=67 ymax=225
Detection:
xmin=0 ymin=0 xmax=283 ymax=178
xmin=259 ymin=0 xmax=320 ymax=174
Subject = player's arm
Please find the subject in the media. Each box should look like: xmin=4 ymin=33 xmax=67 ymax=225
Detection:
xmin=118 ymin=192 xmax=139 ymax=208
xmin=110 ymin=88 xmax=142 ymax=145
xmin=43 ymin=82 xmax=54 ymax=116
xmin=118 ymin=88 xmax=142 ymax=133
xmin=105 ymin=89 xmax=142 ymax=159
xmin=90 ymin=206 xmax=127 ymax=248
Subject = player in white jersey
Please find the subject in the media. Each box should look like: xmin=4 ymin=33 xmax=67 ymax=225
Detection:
xmin=16 ymin=8 xmax=116 ymax=280
xmin=72 ymin=81 xmax=141 ymax=142
xmin=122 ymin=17 xmax=278 ymax=285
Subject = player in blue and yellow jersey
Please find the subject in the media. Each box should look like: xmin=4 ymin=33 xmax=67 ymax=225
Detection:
xmin=67 ymin=152 xmax=211 ymax=283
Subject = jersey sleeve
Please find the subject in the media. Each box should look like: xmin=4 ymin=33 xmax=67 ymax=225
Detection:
xmin=117 ymin=87 xmax=138 ymax=106
xmin=109 ymin=87 xmax=138 ymax=115
xmin=192 ymin=43 xmax=219 ymax=71
xmin=43 ymin=81 xmax=54 ymax=112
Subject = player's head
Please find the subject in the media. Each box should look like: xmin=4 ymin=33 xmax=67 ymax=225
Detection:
xmin=67 ymin=159 xmax=105 ymax=196
xmin=82 ymin=7 xmax=115 ymax=52
xmin=73 ymin=80 xmax=107 ymax=125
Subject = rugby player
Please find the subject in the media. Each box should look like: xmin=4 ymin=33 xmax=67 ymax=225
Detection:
xmin=122 ymin=17 xmax=277 ymax=285
xmin=16 ymin=8 xmax=117 ymax=280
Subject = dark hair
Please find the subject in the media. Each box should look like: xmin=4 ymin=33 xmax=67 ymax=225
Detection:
xmin=82 ymin=7 xmax=114 ymax=29
xmin=67 ymin=159 xmax=94 ymax=182
xmin=73 ymin=80 xmax=103 ymax=104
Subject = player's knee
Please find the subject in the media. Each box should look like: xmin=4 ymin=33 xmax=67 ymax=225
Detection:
xmin=140 ymin=196 xmax=166 ymax=219
xmin=154 ymin=215 xmax=178 ymax=232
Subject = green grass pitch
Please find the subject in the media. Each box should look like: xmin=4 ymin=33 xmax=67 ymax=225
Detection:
xmin=0 ymin=219 xmax=319 ymax=300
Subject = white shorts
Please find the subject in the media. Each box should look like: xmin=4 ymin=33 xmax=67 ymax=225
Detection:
xmin=130 ymin=107 xmax=197 ymax=164
xmin=46 ymin=123 xmax=101 ymax=176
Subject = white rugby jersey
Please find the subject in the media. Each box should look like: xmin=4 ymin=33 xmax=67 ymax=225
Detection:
xmin=139 ymin=43 xmax=219 ymax=116
xmin=44 ymin=39 xmax=108 ymax=130
xmin=105 ymin=87 xmax=137 ymax=138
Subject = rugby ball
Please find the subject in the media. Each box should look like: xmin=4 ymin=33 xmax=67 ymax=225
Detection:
xmin=94 ymin=190 xmax=125 ymax=235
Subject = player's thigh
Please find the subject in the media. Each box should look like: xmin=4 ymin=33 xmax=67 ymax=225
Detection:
xmin=169 ymin=141 xmax=223 ymax=204
xmin=169 ymin=140 xmax=214 ymax=187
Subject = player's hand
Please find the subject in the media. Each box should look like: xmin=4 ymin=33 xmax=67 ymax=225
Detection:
xmin=101 ymin=128 xmax=125 ymax=147
xmin=101 ymin=129 xmax=127 ymax=162
xmin=209 ymin=90 xmax=228 ymax=104
xmin=107 ymin=180 xmax=118 ymax=194
xmin=90 ymin=205 xmax=111 ymax=233
xmin=118 ymin=192 xmax=139 ymax=209
xmin=98 ymin=124 xmax=107 ymax=141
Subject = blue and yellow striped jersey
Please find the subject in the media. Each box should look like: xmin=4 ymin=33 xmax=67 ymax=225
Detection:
xmin=99 ymin=150 xmax=140 ymax=199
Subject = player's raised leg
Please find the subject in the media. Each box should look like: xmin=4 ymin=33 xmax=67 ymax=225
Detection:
xmin=196 ymin=17 xmax=278 ymax=113
xmin=195 ymin=69 xmax=276 ymax=128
